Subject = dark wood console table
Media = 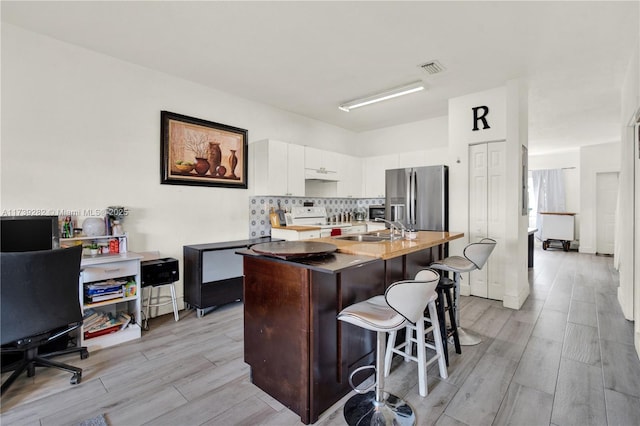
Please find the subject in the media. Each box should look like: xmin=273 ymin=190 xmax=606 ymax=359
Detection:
xmin=183 ymin=237 xmax=272 ymax=317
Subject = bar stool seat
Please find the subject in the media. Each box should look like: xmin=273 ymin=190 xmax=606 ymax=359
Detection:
xmin=337 ymin=269 xmax=440 ymax=426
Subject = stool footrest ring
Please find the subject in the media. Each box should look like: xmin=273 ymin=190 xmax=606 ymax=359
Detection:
xmin=348 ymin=365 xmax=376 ymax=394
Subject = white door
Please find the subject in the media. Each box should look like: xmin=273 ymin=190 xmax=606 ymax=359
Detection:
xmin=468 ymin=143 xmax=488 ymax=298
xmin=596 ymin=172 xmax=618 ymax=255
xmin=468 ymin=141 xmax=506 ymax=300
xmin=486 ymin=142 xmax=506 ymax=300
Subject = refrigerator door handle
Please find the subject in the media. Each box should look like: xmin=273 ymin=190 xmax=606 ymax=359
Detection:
xmin=404 ymin=169 xmax=411 ymax=225
xmin=410 ymin=169 xmax=416 ymax=226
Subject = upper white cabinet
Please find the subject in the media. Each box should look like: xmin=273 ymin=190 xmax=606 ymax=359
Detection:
xmin=287 ymin=144 xmax=305 ymax=195
xmin=362 ymin=154 xmax=399 ymax=198
xmin=252 ymin=139 xmax=304 ymax=196
xmin=304 ymin=147 xmax=339 ymax=181
xmin=336 ymin=153 xmax=362 ymax=198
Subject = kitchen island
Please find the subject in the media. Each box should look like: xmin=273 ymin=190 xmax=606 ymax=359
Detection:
xmin=238 ymin=231 xmax=464 ymax=424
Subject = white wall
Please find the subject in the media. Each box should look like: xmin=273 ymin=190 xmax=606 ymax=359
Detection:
xmin=355 ymin=115 xmax=448 ymax=157
xmin=1 ymin=24 xmax=357 ymax=311
xmin=448 ymin=82 xmax=529 ymax=309
xmin=619 ymin=34 xmax=639 ymax=357
xmin=579 ymin=142 xmax=621 ymax=254
xmin=529 ymin=150 xmax=581 ymax=242
xmin=634 ymin=39 xmax=640 ymax=361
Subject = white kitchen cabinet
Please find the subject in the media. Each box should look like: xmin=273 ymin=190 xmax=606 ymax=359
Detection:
xmin=304 ymin=146 xmax=339 ymax=180
xmin=252 ymin=139 xmax=304 ymax=196
xmin=345 ymin=224 xmax=367 ymax=234
xmin=287 ymin=144 xmax=305 ymax=195
xmin=362 ymin=154 xmax=399 ymax=198
xmin=336 ymin=153 xmax=362 ymax=198
xmin=271 ymin=227 xmax=321 ymax=241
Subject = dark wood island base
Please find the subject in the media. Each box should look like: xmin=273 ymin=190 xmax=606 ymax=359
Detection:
xmin=240 ymin=231 xmax=463 ymax=424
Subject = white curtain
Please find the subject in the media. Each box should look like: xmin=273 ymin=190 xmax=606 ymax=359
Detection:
xmin=531 ymin=169 xmax=566 ymax=239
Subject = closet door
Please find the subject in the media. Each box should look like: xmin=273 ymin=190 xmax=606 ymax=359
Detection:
xmin=486 ymin=142 xmax=506 ymax=300
xmin=468 ymin=141 xmax=506 ymax=300
xmin=468 ymin=144 xmax=488 ymax=297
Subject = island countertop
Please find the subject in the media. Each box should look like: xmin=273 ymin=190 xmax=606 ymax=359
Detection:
xmin=312 ymin=230 xmax=464 ymax=260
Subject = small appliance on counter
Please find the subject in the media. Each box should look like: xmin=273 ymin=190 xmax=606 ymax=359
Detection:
xmin=368 ymin=205 xmax=385 ymax=221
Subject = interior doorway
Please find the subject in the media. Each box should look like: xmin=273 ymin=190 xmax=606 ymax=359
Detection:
xmin=596 ymin=171 xmax=619 ymax=255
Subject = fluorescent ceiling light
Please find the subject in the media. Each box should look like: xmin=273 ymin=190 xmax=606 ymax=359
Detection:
xmin=338 ymin=81 xmax=425 ymax=112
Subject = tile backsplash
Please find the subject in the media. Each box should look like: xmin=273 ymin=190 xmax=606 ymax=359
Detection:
xmin=249 ymin=196 xmax=384 ymax=238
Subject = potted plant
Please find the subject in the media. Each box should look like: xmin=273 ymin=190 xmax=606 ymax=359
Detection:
xmin=87 ymin=242 xmax=99 ymax=256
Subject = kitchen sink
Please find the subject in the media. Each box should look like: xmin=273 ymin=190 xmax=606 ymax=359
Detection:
xmin=333 ymin=234 xmax=391 ymax=242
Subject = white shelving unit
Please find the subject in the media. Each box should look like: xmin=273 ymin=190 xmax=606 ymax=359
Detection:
xmin=61 ymin=233 xmax=128 ymax=256
xmin=79 ymin=252 xmax=143 ymax=351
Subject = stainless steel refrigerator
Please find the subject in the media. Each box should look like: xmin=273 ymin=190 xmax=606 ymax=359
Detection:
xmin=385 ymin=165 xmax=449 ymax=231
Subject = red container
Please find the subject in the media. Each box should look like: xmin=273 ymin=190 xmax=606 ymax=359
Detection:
xmin=109 ymin=238 xmax=119 ymax=254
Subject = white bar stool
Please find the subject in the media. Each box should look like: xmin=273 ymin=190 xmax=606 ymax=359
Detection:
xmin=337 ymin=268 xmax=440 ymax=426
xmin=383 ymin=269 xmax=448 ymax=397
xmin=430 ymin=238 xmax=496 ymax=346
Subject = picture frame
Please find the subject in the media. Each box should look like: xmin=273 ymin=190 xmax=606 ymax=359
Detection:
xmin=161 ymin=111 xmax=248 ymax=188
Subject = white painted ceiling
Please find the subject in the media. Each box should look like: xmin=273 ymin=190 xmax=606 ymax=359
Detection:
xmin=2 ymin=1 xmax=638 ymax=155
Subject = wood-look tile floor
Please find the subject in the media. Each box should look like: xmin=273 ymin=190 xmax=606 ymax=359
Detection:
xmin=2 ymin=243 xmax=640 ymax=425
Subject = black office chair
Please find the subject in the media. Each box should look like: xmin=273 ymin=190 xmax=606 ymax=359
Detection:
xmin=1 ymin=245 xmax=88 ymax=395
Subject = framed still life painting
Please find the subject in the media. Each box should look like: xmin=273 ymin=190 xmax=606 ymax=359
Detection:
xmin=161 ymin=111 xmax=248 ymax=188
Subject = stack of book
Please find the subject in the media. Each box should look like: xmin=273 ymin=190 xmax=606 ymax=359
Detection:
xmin=83 ymin=308 xmax=132 ymax=339
xmin=84 ymin=279 xmax=127 ymax=303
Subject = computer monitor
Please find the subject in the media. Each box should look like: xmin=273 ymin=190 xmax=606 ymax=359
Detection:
xmin=0 ymin=216 xmax=60 ymax=252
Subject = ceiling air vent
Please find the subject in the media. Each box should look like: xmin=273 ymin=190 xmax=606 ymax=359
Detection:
xmin=419 ymin=60 xmax=446 ymax=75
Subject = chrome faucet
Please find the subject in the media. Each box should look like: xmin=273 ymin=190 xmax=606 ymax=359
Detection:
xmin=374 ymin=218 xmax=406 ymax=240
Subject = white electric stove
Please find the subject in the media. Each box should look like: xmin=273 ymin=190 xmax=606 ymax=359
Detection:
xmin=285 ymin=206 xmax=352 ymax=237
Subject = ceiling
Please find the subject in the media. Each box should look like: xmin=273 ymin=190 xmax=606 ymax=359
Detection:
xmin=2 ymin=1 xmax=638 ymax=155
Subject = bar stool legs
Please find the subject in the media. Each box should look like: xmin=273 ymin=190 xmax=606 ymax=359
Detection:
xmin=339 ymin=270 xmax=441 ymax=426
xmin=343 ymin=331 xmax=415 ymax=426
xmin=143 ymin=282 xmax=179 ymax=330
xmin=450 ymin=272 xmax=482 ymax=346
xmin=436 ymin=279 xmax=461 ymax=365
xmin=383 ymin=296 xmax=448 ymax=397
xmin=431 ymin=238 xmax=497 ymax=347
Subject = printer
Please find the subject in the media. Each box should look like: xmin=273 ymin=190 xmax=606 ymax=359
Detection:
xmin=141 ymin=257 xmax=179 ymax=287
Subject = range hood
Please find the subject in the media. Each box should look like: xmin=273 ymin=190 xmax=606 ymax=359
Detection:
xmin=305 ymin=179 xmax=338 ymax=197
xmin=305 ymin=168 xmax=339 ymax=181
